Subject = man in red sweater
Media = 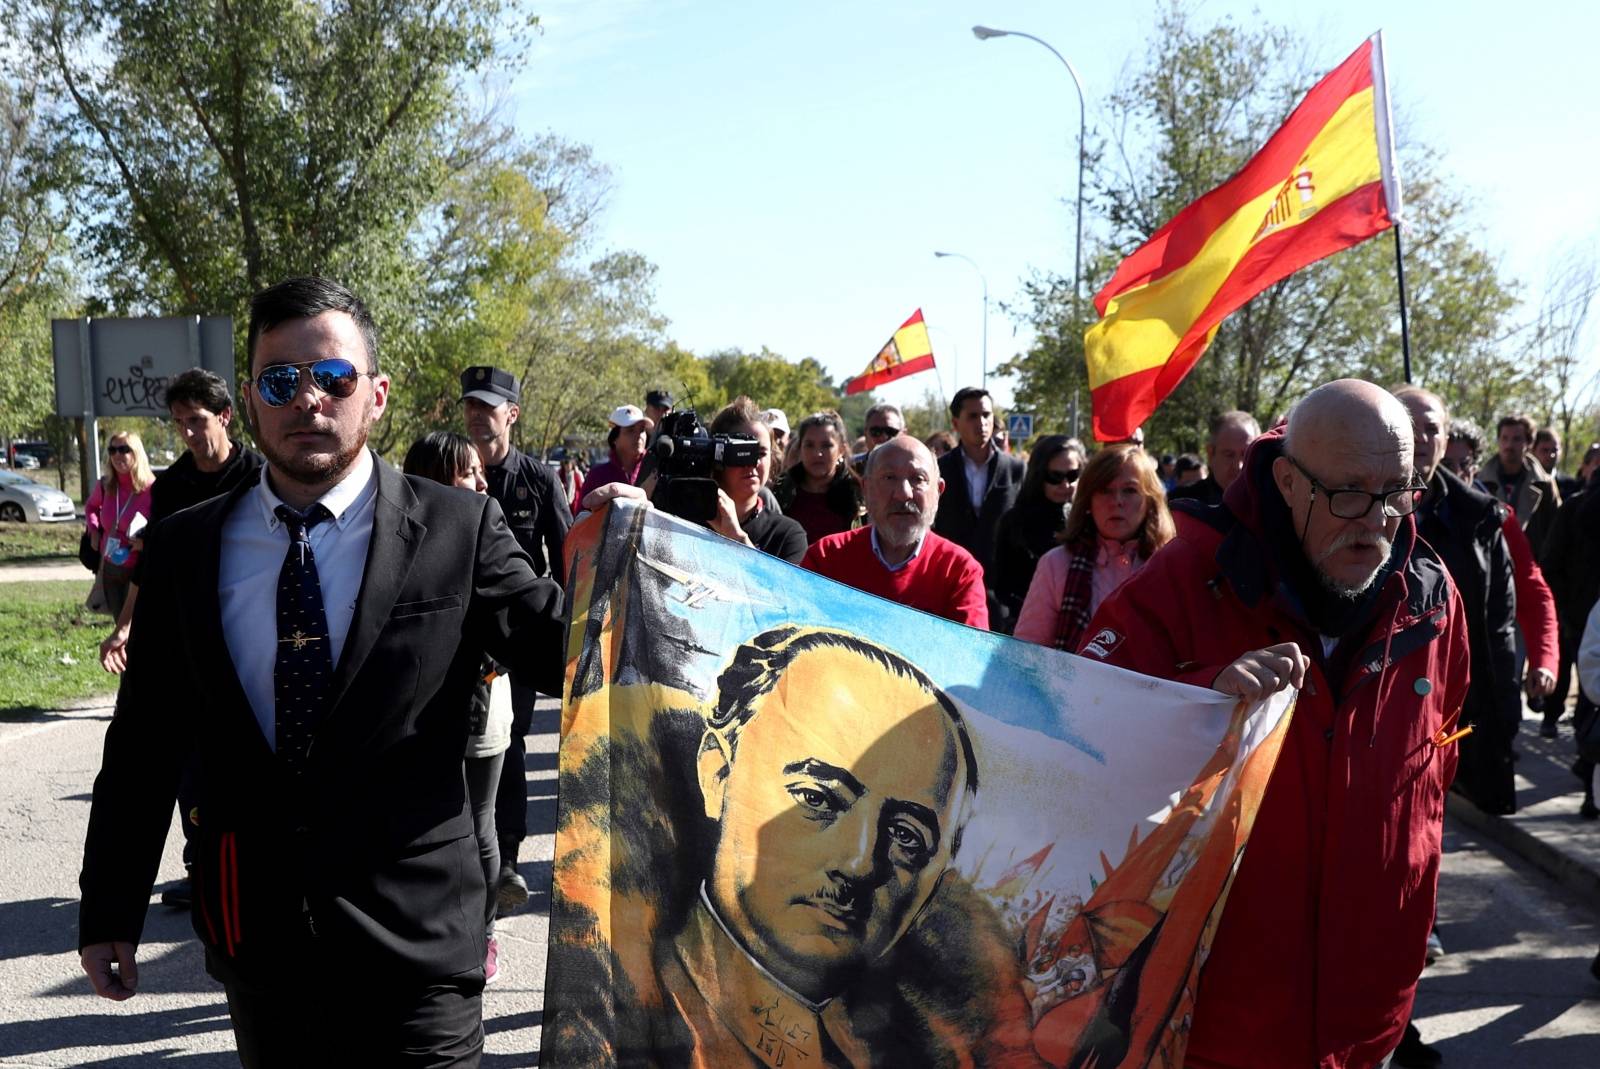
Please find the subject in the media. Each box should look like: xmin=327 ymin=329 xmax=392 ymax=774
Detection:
xmin=803 ymin=435 xmax=988 ymax=628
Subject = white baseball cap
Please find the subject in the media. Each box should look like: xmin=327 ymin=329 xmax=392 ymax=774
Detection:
xmin=609 ymin=404 xmax=655 ymax=430
xmin=760 ymin=408 xmax=791 ymax=435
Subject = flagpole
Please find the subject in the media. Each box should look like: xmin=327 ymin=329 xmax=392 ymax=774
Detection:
xmin=1393 ymin=225 xmax=1413 ymax=384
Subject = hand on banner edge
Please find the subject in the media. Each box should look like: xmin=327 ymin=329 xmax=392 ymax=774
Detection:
xmin=1211 ymin=641 xmax=1309 ymax=704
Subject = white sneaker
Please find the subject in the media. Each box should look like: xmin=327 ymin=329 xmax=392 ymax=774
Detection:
xmin=1425 ymin=929 xmax=1445 ymax=965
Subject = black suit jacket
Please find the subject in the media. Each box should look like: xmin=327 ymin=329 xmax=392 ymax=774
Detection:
xmin=78 ymin=456 xmax=565 ymax=985
xmin=932 ymin=446 xmax=1024 ymax=576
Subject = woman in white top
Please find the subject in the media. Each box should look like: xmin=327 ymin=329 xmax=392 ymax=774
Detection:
xmin=1015 ymin=443 xmax=1176 ymax=650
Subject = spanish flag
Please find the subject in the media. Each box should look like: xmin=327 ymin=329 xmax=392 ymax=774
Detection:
xmin=844 ymin=309 xmax=936 ymax=395
xmin=1085 ymin=32 xmax=1401 ymax=441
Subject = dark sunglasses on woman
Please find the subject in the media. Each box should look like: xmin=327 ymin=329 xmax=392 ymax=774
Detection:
xmin=252 ymin=358 xmax=371 ymax=408
xmin=107 ymin=444 xmax=133 ymax=456
xmin=1044 ymin=468 xmax=1082 ymax=486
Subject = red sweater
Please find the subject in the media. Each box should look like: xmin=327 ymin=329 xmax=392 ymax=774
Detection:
xmin=801 ymin=527 xmax=988 ymax=629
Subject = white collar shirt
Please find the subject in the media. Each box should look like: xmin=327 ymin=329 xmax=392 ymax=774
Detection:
xmin=963 ymin=447 xmax=992 ymax=511
xmin=219 ymin=449 xmax=379 ymax=750
xmin=870 ymin=525 xmax=925 ymax=573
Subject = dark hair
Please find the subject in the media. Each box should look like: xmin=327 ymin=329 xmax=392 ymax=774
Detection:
xmin=1061 ymin=443 xmax=1175 ymax=559
xmin=1174 ymin=453 xmax=1204 ymax=476
xmin=1020 ymin=435 xmax=1086 ymax=501
xmin=1448 ymin=418 xmax=1483 ymax=457
xmin=402 ymin=431 xmax=476 ymax=487
xmin=247 ymin=276 xmax=379 ymax=373
xmin=607 ymin=425 xmax=622 ymax=447
xmin=1534 ymin=426 xmax=1560 ymax=447
xmin=863 ymin=402 xmax=904 ymax=427
xmin=164 ymin=367 xmax=233 ymax=416
xmin=1496 ymin=413 xmax=1534 ymax=442
xmin=948 ymin=387 xmax=991 ymax=420
xmin=709 ymin=626 xmax=978 ymax=849
xmin=709 ymin=395 xmax=762 ymax=437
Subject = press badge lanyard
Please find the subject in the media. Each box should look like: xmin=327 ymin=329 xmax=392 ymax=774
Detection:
xmin=103 ymin=486 xmax=138 ymax=565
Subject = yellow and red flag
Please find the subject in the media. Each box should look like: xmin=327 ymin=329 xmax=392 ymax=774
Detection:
xmin=1084 ymin=32 xmax=1402 ymax=440
xmin=844 ymin=308 xmax=936 ymax=395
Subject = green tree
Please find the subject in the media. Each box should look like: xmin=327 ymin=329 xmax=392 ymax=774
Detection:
xmin=699 ymin=347 xmax=841 ymax=426
xmin=391 ymin=136 xmax=669 ymax=457
xmin=0 ymin=75 xmax=78 ymax=460
xmin=1002 ymin=2 xmax=1526 ymax=453
xmin=11 ymin=0 xmax=531 ymax=336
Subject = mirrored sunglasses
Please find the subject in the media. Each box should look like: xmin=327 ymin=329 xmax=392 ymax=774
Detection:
xmin=253 ymin=358 xmax=370 ymax=408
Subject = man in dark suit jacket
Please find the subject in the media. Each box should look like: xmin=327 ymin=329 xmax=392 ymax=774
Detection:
xmin=78 ymin=277 xmax=567 ymax=1066
xmin=931 ymin=387 xmax=1024 ymax=631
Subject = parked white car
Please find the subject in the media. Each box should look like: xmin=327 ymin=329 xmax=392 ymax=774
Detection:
xmin=0 ymin=470 xmax=77 ymax=523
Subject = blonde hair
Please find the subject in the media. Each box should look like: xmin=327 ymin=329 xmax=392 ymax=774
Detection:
xmin=106 ymin=431 xmax=156 ymax=494
xmin=1061 ymin=443 xmax=1175 ymax=558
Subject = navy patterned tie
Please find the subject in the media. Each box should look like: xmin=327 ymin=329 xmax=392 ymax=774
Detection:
xmin=274 ymin=504 xmax=335 ymax=771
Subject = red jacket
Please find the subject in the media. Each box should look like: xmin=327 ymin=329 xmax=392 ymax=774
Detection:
xmin=1501 ymin=506 xmax=1559 ymax=677
xmin=1082 ymin=431 xmax=1470 ymax=1069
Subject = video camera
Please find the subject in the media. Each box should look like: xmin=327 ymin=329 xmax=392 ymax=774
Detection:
xmin=651 ymin=409 xmax=763 ymax=523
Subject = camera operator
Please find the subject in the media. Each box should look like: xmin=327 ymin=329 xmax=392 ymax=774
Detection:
xmin=704 ymin=398 xmax=808 ymax=563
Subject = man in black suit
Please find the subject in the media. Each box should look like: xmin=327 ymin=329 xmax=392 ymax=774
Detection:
xmin=931 ymin=386 xmax=1024 ymax=631
xmin=78 ymin=277 xmax=567 ymax=1066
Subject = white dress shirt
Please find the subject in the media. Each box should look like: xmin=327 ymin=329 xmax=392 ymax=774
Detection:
xmin=870 ymin=526 xmax=926 ymax=573
xmin=962 ymin=447 xmax=992 ymax=511
xmin=219 ymin=449 xmax=379 ymax=750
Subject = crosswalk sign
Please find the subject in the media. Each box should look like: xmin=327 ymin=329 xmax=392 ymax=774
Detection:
xmin=1006 ymin=412 xmax=1035 ymax=442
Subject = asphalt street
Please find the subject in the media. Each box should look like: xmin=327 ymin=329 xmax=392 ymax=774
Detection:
xmin=1 ymin=694 xmax=1596 ymax=1067
xmin=0 ymin=696 xmax=556 ymax=1068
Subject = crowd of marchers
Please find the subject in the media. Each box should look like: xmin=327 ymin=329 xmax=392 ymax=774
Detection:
xmin=73 ymin=273 xmax=1600 ymax=1069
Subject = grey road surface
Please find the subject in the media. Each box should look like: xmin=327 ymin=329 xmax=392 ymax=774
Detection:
xmin=2 ymin=696 xmax=1596 ymax=1067
xmin=0 ymin=697 xmax=554 ymax=1068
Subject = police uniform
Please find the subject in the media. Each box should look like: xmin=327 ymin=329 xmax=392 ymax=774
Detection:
xmin=461 ymin=366 xmax=574 ymax=884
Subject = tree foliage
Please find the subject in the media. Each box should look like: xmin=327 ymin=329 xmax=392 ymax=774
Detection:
xmin=0 ymin=75 xmax=77 ymax=449
xmin=10 ymin=0 xmax=532 ymax=332
xmin=1002 ymin=2 xmax=1530 ymax=453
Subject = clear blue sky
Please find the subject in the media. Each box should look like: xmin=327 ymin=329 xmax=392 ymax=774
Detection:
xmin=510 ymin=0 xmax=1600 ymax=419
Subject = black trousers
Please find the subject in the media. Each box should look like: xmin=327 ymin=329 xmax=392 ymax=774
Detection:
xmin=225 ymin=968 xmax=483 ymax=1067
xmin=492 ymin=675 xmax=539 ymax=859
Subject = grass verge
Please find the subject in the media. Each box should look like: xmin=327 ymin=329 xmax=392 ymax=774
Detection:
xmin=0 ymin=521 xmax=82 ymax=565
xmin=0 ymin=580 xmax=117 ymax=713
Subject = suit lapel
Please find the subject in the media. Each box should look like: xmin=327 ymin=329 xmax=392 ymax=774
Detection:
xmin=326 ymin=459 xmax=425 ymax=715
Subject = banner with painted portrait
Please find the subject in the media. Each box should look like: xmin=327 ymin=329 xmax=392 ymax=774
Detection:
xmin=542 ymin=500 xmax=1293 ymax=1068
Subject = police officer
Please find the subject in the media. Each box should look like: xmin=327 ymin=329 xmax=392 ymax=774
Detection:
xmin=461 ymin=364 xmax=573 ymax=909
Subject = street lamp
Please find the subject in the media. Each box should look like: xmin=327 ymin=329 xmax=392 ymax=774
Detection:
xmin=934 ymin=251 xmax=988 ymax=389
xmin=972 ymin=25 xmax=1087 ymax=431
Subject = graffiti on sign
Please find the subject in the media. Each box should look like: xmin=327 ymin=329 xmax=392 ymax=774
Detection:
xmin=102 ymin=355 xmax=168 ymax=414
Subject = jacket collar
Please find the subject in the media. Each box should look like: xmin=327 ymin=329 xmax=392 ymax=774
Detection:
xmin=325 ymin=456 xmax=426 ymax=714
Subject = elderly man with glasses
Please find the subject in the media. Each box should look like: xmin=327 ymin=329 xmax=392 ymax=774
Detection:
xmin=1079 ymin=379 xmax=1471 ymax=1069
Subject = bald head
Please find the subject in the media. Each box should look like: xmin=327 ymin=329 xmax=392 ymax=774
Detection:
xmin=861 ymin=433 xmax=945 ymax=554
xmin=1285 ymin=379 xmax=1414 ymax=472
xmin=863 ymin=433 xmax=935 ymax=478
xmin=1276 ymin=379 xmax=1415 ymax=599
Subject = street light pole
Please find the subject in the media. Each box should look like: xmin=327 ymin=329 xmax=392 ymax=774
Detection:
xmin=973 ymin=25 xmax=1086 ymax=430
xmin=934 ymin=251 xmax=988 ymax=390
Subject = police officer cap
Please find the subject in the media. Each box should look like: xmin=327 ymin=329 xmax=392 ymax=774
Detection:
xmin=461 ymin=366 xmax=519 ymax=406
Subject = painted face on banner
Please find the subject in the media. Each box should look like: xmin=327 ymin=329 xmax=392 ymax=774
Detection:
xmin=701 ymin=645 xmax=967 ymax=1001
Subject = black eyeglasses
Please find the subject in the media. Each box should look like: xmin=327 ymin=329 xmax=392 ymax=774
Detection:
xmin=252 ymin=359 xmax=373 ymax=408
xmin=1285 ymin=453 xmax=1423 ymax=519
xmin=1044 ymin=468 xmax=1082 ymax=486
xmin=1439 ymin=455 xmax=1472 ymax=476
xmin=866 ymin=425 xmax=901 ymax=440
xmin=107 ymin=444 xmax=132 ymax=456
